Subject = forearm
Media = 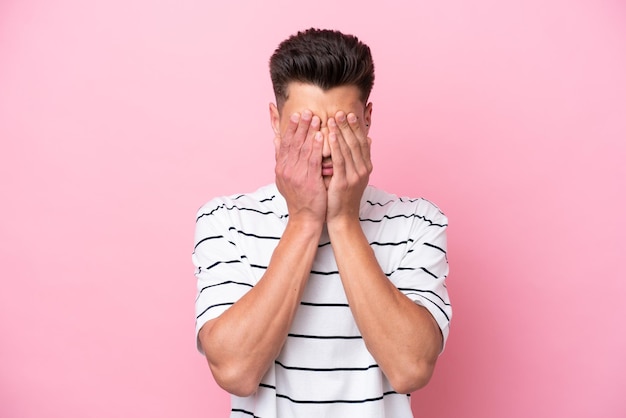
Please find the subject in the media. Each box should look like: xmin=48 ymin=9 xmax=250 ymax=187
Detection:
xmin=327 ymin=219 xmax=442 ymax=393
xmin=199 ymin=219 xmax=323 ymax=396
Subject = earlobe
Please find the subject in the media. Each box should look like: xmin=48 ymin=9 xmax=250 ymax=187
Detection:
xmin=269 ymin=103 xmax=280 ymax=135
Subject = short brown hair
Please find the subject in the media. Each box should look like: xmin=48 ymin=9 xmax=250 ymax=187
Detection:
xmin=269 ymin=28 xmax=375 ymax=109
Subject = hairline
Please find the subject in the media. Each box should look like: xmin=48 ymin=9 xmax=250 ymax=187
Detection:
xmin=276 ymin=81 xmax=370 ymax=112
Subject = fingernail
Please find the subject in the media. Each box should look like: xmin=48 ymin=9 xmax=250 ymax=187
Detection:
xmin=290 ymin=113 xmax=300 ymax=122
xmin=347 ymin=113 xmax=357 ymax=124
xmin=337 ymin=113 xmax=346 ymax=123
xmin=302 ymin=109 xmax=312 ymax=120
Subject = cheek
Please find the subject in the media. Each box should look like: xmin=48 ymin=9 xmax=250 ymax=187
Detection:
xmin=360 ymin=111 xmax=370 ymax=128
xmin=277 ymin=117 xmax=289 ymax=135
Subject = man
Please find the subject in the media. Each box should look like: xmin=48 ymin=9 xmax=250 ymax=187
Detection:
xmin=193 ymin=28 xmax=451 ymax=417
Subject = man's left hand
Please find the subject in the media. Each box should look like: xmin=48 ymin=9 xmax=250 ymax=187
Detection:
xmin=326 ymin=110 xmax=373 ymax=224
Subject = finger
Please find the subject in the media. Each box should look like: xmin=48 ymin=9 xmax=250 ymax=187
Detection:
xmin=292 ymin=109 xmax=313 ymax=148
xmin=299 ymin=114 xmax=321 ymax=161
xmin=305 ymin=115 xmax=321 ymax=150
xmin=328 ymin=117 xmax=349 ymax=179
xmin=277 ymin=112 xmax=300 ymax=165
xmin=346 ymin=112 xmax=367 ymax=145
xmin=336 ymin=111 xmax=372 ymax=174
xmin=278 ymin=110 xmax=314 ymax=166
xmin=334 ymin=111 xmax=359 ymax=148
xmin=280 ymin=109 xmax=311 ymax=169
xmin=334 ymin=111 xmax=360 ymax=168
xmin=328 ymin=130 xmax=345 ymax=180
xmin=281 ymin=112 xmax=300 ymax=149
xmin=347 ymin=112 xmax=372 ymax=170
xmin=309 ymin=115 xmax=321 ymax=138
xmin=308 ymin=131 xmax=324 ymax=178
xmin=329 ymin=117 xmax=353 ymax=162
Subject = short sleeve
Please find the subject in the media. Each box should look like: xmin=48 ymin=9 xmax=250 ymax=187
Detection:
xmin=192 ymin=199 xmax=255 ymax=353
xmin=388 ymin=201 xmax=452 ymax=350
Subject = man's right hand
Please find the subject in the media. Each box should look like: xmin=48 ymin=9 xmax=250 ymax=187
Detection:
xmin=274 ymin=109 xmax=327 ymax=224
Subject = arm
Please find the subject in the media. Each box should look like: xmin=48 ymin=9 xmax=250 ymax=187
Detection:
xmin=325 ymin=112 xmax=443 ymax=393
xmin=326 ymin=220 xmax=443 ymax=393
xmin=197 ymin=110 xmax=326 ymax=397
xmin=199 ymin=220 xmax=322 ymax=396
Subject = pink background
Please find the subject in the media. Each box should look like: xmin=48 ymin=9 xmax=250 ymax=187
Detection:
xmin=1 ymin=0 xmax=625 ymax=417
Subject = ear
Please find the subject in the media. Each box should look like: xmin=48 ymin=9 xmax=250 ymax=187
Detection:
xmin=269 ymin=103 xmax=280 ymax=135
xmin=364 ymin=102 xmax=373 ymax=133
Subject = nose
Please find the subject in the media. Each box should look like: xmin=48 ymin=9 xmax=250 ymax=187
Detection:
xmin=320 ymin=126 xmax=331 ymax=158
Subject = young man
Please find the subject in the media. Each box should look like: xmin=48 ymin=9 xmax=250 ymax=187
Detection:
xmin=193 ymin=28 xmax=451 ymax=417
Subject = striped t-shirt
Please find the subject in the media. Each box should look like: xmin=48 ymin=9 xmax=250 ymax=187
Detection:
xmin=193 ymin=183 xmax=451 ymax=418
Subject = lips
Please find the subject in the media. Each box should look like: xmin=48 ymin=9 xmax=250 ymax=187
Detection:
xmin=321 ymin=156 xmax=333 ymax=176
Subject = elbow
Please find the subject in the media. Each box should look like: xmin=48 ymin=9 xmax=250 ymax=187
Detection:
xmin=200 ymin=341 xmax=261 ymax=397
xmin=388 ymin=359 xmax=436 ymax=394
xmin=208 ymin=361 xmax=261 ymax=397
xmin=199 ymin=334 xmax=261 ymax=397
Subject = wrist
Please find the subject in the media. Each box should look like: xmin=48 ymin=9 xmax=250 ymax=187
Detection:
xmin=286 ymin=215 xmax=325 ymax=236
xmin=326 ymin=216 xmax=362 ymax=236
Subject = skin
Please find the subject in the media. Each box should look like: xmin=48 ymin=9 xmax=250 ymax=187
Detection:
xmin=198 ymin=82 xmax=442 ymax=396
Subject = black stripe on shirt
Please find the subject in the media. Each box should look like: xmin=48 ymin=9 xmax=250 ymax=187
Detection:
xmin=228 ymin=226 xmax=281 ymax=241
xmin=403 ymin=292 xmax=451 ymax=321
xmin=275 ymin=360 xmax=379 ymax=372
xmin=198 ymin=280 xmax=253 ymax=296
xmin=300 ymin=301 xmax=349 ymax=307
xmin=365 ymin=199 xmax=394 ymax=207
xmin=196 ymin=302 xmax=234 ymax=319
xmin=287 ymin=333 xmax=362 ymax=340
xmin=420 ymin=267 xmax=439 ymax=278
xmin=231 ymin=409 xmax=260 ymax=417
xmin=399 ymin=196 xmax=446 ymax=216
xmin=423 ymin=242 xmax=446 ymax=253
xmin=310 ymin=269 xmax=339 ymax=276
xmin=193 ymin=234 xmax=227 ymax=251
xmin=200 ymin=259 xmax=244 ymax=272
xmin=250 ymin=263 xmax=268 ymax=271
xmin=258 ymin=383 xmax=404 ymax=404
xmin=197 ymin=204 xmax=286 ymax=222
xmin=258 ymin=195 xmax=277 ymax=203
xmin=397 ymin=288 xmax=450 ymax=306
xmin=359 ymin=213 xmax=447 ymax=227
xmin=388 ymin=266 xmax=441 ymax=279
xmin=370 ymin=239 xmax=414 ymax=247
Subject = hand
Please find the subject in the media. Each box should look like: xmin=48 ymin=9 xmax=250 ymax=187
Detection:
xmin=326 ymin=110 xmax=373 ymax=224
xmin=274 ymin=110 xmax=327 ymax=225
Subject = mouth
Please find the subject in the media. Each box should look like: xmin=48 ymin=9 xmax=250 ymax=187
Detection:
xmin=321 ymin=157 xmax=333 ymax=176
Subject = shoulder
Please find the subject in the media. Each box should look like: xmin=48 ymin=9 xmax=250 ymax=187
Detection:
xmin=362 ymin=185 xmax=448 ymax=227
xmin=195 ymin=184 xmax=287 ymax=222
